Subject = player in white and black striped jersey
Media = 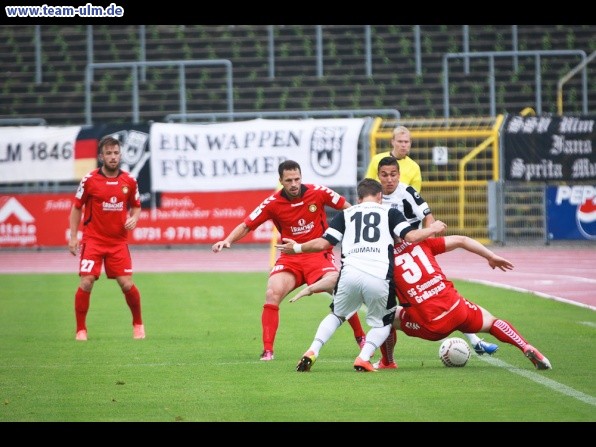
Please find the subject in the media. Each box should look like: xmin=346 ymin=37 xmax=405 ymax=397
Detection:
xmin=377 ymin=155 xmax=435 ymax=229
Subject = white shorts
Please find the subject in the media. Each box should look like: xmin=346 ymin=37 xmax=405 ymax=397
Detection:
xmin=332 ymin=264 xmax=396 ymax=328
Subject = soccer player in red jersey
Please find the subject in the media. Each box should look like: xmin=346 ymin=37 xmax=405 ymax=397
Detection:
xmin=390 ymin=235 xmax=552 ymax=370
xmin=212 ymin=160 xmax=367 ymax=361
xmin=68 ymin=135 xmax=145 ymax=341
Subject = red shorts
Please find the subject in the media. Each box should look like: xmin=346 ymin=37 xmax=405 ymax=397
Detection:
xmin=271 ymin=250 xmax=338 ymax=287
xmin=78 ymin=240 xmax=133 ymax=279
xmin=399 ymin=298 xmax=483 ymax=341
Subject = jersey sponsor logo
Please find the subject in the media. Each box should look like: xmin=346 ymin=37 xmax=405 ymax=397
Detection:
xmin=414 ymin=281 xmax=446 ymax=304
xmin=103 ymin=197 xmax=124 ymax=212
xmin=405 ymin=273 xmax=446 ymax=304
xmin=290 ymin=221 xmax=315 ymax=235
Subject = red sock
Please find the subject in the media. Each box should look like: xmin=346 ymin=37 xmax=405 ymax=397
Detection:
xmin=124 ymin=284 xmax=143 ymax=325
xmin=489 ymin=319 xmax=529 ymax=352
xmin=347 ymin=313 xmax=366 ymax=339
xmin=74 ymin=287 xmax=90 ymax=331
xmin=380 ymin=327 xmax=397 ymax=364
xmin=261 ymin=303 xmax=279 ymax=352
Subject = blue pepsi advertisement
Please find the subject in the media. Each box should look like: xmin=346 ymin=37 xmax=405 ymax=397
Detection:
xmin=546 ymin=185 xmax=596 ymax=240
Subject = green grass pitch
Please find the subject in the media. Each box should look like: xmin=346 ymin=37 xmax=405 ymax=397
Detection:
xmin=1 ymin=272 xmax=594 ymax=422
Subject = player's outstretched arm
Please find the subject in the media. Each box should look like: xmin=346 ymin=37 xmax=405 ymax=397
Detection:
xmin=404 ymin=220 xmax=447 ymax=243
xmin=276 ymin=237 xmax=331 ymax=254
xmin=422 ymin=212 xmax=436 ymax=228
xmin=444 ymin=235 xmax=514 ymax=271
xmin=289 ymin=271 xmax=339 ymax=303
xmin=289 ymin=286 xmax=313 ymax=303
xmin=212 ymin=223 xmax=250 ymax=252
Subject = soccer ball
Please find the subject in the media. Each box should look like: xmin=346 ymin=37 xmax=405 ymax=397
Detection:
xmin=439 ymin=337 xmax=471 ymax=367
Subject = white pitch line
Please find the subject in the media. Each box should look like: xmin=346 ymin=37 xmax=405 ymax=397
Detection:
xmin=462 ymin=278 xmax=596 ymax=312
xmin=478 ymin=355 xmax=596 ymax=406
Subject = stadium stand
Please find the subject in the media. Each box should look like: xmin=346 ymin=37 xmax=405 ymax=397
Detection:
xmin=1 ymin=25 xmax=594 ymax=125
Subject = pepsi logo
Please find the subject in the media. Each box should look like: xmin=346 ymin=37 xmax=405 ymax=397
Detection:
xmin=576 ymin=196 xmax=596 ymax=240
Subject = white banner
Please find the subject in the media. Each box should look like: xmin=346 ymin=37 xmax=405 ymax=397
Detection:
xmin=149 ymin=118 xmax=365 ymax=192
xmin=0 ymin=126 xmax=82 ymax=183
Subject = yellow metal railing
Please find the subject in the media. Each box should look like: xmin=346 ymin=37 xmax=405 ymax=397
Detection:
xmin=371 ymin=116 xmax=503 ymax=242
xmin=557 ymin=50 xmax=596 ymax=115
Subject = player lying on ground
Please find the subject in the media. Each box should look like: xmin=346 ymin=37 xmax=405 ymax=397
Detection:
xmin=389 ymin=234 xmax=552 ymax=370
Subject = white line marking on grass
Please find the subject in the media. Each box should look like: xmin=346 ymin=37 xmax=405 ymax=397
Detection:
xmin=465 ymin=279 xmax=596 ymax=311
xmin=480 ymin=356 xmax=596 ymax=407
xmin=579 ymin=321 xmax=596 ymax=328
